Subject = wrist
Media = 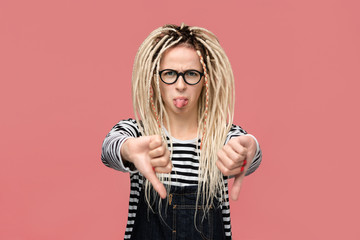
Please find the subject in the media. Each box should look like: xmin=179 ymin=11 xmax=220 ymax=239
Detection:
xmin=120 ymin=137 xmax=134 ymax=163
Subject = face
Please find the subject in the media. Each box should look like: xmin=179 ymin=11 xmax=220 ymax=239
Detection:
xmin=158 ymin=45 xmax=204 ymax=118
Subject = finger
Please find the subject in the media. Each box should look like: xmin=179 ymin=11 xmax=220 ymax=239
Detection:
xmin=150 ymin=146 xmax=170 ymax=165
xmin=229 ymin=137 xmax=247 ymax=152
xmin=237 ymin=135 xmax=255 ymax=149
xmin=223 ymin=143 xmax=245 ymax=162
xmin=143 ymin=169 xmax=167 ymax=199
xmin=149 ymin=145 xmax=166 ymax=158
xmin=154 ymin=163 xmax=172 ymax=173
xmin=217 ymin=149 xmax=243 ymax=170
xmin=216 ymin=159 xmax=242 ymax=176
xmin=150 ymin=155 xmax=170 ymax=167
xmin=154 ymin=151 xmax=172 ymax=173
xmin=231 ymin=173 xmax=245 ymax=201
xmin=149 ymin=135 xmax=163 ymax=150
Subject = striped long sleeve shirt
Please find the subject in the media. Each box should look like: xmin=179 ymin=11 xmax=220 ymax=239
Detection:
xmin=101 ymin=118 xmax=262 ymax=239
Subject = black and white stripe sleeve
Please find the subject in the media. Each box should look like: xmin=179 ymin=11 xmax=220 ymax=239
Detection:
xmin=101 ymin=119 xmax=140 ymax=173
xmin=226 ymin=124 xmax=262 ymax=176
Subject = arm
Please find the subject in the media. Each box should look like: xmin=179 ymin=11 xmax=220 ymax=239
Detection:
xmin=100 ymin=119 xmax=139 ymax=173
xmin=223 ymin=124 xmax=262 ymax=176
xmin=101 ymin=118 xmax=171 ymax=199
xmin=217 ymin=124 xmax=262 ymax=200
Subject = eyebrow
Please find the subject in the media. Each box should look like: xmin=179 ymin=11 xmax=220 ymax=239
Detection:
xmin=159 ymin=68 xmax=202 ymax=72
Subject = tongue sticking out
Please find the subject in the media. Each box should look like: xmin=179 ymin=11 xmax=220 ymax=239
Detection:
xmin=174 ymin=99 xmax=188 ymax=108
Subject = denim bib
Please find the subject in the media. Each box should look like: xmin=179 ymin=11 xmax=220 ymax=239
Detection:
xmin=131 ymin=185 xmax=226 ymax=240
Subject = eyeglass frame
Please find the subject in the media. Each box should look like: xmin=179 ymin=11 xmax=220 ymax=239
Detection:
xmin=158 ymin=69 xmax=204 ymax=85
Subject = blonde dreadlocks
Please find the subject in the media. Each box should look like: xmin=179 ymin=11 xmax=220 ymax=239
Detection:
xmin=132 ymin=23 xmax=235 ymax=212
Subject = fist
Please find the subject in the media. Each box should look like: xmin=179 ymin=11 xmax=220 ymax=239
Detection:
xmin=216 ymin=135 xmax=257 ymax=200
xmin=121 ymin=135 xmax=171 ymax=198
xmin=148 ymin=135 xmax=172 ymax=173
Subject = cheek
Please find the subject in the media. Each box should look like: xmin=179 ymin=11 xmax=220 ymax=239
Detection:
xmin=159 ymin=84 xmax=167 ymax=100
xmin=195 ymin=85 xmax=205 ymax=99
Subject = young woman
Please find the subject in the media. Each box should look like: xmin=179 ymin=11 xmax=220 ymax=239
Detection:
xmin=101 ymin=23 xmax=262 ymax=240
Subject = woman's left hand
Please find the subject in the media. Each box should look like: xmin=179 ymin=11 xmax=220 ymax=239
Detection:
xmin=216 ymin=135 xmax=257 ymax=201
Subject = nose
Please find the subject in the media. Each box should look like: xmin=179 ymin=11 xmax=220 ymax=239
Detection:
xmin=175 ymin=75 xmax=187 ymax=91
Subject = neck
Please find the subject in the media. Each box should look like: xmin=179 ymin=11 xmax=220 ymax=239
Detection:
xmin=164 ymin=111 xmax=198 ymax=140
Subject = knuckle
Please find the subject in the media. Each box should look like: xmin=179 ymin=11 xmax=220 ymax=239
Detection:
xmin=217 ymin=163 xmax=229 ymax=176
xmin=159 ymin=146 xmax=165 ymax=155
xmin=225 ymin=162 xmax=236 ymax=171
xmin=223 ymin=158 xmax=233 ymax=169
xmin=223 ymin=168 xmax=231 ymax=176
xmin=223 ymin=144 xmax=231 ymax=152
xmin=240 ymin=151 xmax=247 ymax=158
xmin=228 ymin=161 xmax=235 ymax=169
xmin=154 ymin=139 xmax=161 ymax=146
xmin=237 ymin=148 xmax=245 ymax=157
xmin=153 ymin=148 xmax=164 ymax=157
xmin=227 ymin=140 xmax=235 ymax=147
xmin=216 ymin=159 xmax=220 ymax=166
xmin=153 ymin=136 xmax=161 ymax=145
xmin=230 ymin=137 xmax=240 ymax=145
xmin=160 ymin=157 xmax=168 ymax=166
xmin=232 ymin=153 xmax=240 ymax=162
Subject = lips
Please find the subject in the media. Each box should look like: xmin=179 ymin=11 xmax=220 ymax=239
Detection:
xmin=173 ymin=97 xmax=188 ymax=108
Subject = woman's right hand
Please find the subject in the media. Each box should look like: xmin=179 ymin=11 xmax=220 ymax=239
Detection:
xmin=121 ymin=135 xmax=171 ymax=199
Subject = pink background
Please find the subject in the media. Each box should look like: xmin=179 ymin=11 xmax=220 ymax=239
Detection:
xmin=1 ymin=0 xmax=359 ymax=239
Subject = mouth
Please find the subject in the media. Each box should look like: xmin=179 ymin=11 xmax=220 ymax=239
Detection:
xmin=173 ymin=97 xmax=189 ymax=108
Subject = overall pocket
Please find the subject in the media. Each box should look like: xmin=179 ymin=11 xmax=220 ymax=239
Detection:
xmin=169 ymin=191 xmax=226 ymax=240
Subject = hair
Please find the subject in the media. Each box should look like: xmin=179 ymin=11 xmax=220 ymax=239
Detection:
xmin=132 ymin=23 xmax=235 ymax=213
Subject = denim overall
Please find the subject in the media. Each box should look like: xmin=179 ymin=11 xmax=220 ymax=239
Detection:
xmin=130 ymin=185 xmax=226 ymax=240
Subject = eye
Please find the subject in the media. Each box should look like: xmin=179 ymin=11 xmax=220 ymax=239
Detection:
xmin=185 ymin=70 xmax=200 ymax=77
xmin=163 ymin=70 xmax=177 ymax=76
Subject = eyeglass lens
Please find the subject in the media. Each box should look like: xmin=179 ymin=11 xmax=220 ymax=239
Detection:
xmin=160 ymin=70 xmax=202 ymax=85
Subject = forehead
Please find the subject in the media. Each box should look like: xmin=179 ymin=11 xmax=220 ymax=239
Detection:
xmin=160 ymin=45 xmax=202 ymax=70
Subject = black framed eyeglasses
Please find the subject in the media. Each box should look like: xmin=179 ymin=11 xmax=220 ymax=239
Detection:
xmin=159 ymin=69 xmax=204 ymax=85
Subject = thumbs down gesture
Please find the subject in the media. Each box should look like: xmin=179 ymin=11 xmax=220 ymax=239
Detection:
xmin=216 ymin=135 xmax=257 ymax=201
xmin=121 ymin=135 xmax=172 ymax=199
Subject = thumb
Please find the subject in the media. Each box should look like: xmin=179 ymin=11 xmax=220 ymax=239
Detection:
xmin=134 ymin=135 xmax=167 ymax=199
xmin=231 ymin=173 xmax=245 ymax=201
xmin=142 ymin=169 xmax=167 ymax=199
xmin=145 ymin=135 xmax=167 ymax=199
